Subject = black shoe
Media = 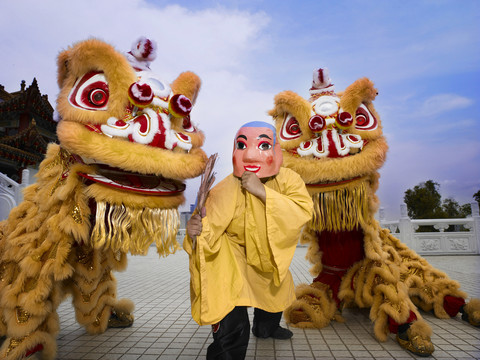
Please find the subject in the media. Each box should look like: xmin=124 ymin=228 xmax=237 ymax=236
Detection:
xmin=271 ymin=326 xmax=293 ymax=340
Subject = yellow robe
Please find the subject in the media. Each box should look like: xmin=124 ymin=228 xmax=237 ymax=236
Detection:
xmin=184 ymin=167 xmax=313 ymax=325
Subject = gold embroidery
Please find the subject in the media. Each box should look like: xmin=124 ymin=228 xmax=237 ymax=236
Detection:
xmin=6 ymin=336 xmax=26 ymax=355
xmin=49 ymin=148 xmax=77 ymax=196
xmin=15 ymin=307 xmax=30 ymax=324
xmin=71 ymin=204 xmax=83 ymax=224
xmin=76 ymin=247 xmax=93 ymax=265
xmin=0 ymin=263 xmax=5 ymax=282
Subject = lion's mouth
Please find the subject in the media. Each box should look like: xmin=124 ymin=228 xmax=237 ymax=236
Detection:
xmin=79 ymin=164 xmax=185 ymax=195
xmin=287 ymin=133 xmax=368 ymax=159
xmin=306 ymin=176 xmax=362 ymax=187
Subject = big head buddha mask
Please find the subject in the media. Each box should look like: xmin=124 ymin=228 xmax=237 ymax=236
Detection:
xmin=232 ymin=121 xmax=283 ymax=179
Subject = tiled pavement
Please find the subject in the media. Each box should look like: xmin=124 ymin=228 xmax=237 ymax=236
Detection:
xmin=39 ymin=247 xmax=480 ymax=359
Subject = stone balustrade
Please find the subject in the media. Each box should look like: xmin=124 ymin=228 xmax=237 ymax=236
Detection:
xmin=2 ymin=170 xmax=479 ymax=257
xmin=0 ymin=169 xmax=30 ymax=221
xmin=380 ymin=203 xmax=480 ymax=255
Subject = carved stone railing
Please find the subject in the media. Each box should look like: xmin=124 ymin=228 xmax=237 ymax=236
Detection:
xmin=380 ymin=203 xmax=480 ymax=255
xmin=0 ymin=169 xmax=29 ymax=221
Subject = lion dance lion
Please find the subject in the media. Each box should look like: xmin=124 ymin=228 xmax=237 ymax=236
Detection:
xmin=269 ymin=68 xmax=480 ymax=356
xmin=0 ymin=37 xmax=207 ymax=359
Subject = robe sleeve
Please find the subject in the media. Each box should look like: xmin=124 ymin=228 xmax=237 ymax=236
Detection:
xmin=245 ymin=167 xmax=313 ymax=286
xmin=183 ymin=175 xmax=243 ymax=325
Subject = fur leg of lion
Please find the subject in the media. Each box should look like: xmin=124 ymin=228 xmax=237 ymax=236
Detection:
xmin=284 ymin=282 xmax=337 ymax=328
xmin=0 ymin=236 xmax=73 ymax=360
xmin=68 ymin=246 xmax=134 ymax=334
xmin=396 ymin=319 xmax=435 ymax=357
xmin=461 ymin=298 xmax=480 ymax=327
xmin=356 ymin=259 xmax=435 ymax=356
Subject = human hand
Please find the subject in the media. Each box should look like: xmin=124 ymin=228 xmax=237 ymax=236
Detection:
xmin=241 ymin=171 xmax=266 ymax=203
xmin=187 ymin=210 xmax=204 ymax=240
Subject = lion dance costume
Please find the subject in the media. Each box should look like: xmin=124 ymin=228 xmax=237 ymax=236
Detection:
xmin=268 ymin=68 xmax=480 ymax=356
xmin=0 ymin=37 xmax=207 ymax=359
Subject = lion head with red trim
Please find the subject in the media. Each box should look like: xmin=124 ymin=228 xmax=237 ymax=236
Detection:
xmin=56 ymin=37 xmax=207 ymax=209
xmin=269 ymin=68 xmax=387 ymax=192
xmin=53 ymin=37 xmax=207 ymax=254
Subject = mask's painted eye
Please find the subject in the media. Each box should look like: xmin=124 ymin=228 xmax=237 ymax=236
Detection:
xmin=236 ymin=140 xmax=247 ymax=150
xmin=68 ymin=71 xmax=109 ymax=110
xmin=258 ymin=141 xmax=272 ymax=150
xmin=280 ymin=114 xmax=302 ymax=140
xmin=355 ymin=104 xmax=378 ymax=131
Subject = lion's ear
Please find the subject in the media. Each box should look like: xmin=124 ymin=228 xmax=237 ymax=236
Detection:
xmin=57 ymin=49 xmax=71 ymax=89
xmin=171 ymin=71 xmax=201 ymax=104
xmin=340 ymin=77 xmax=378 ymax=115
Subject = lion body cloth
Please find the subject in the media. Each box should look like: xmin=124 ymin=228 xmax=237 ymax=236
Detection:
xmin=269 ymin=69 xmax=480 ymax=356
xmin=0 ymin=38 xmax=207 ymax=359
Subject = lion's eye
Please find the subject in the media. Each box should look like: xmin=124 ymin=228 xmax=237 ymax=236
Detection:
xmin=68 ymin=71 xmax=109 ymax=110
xmin=355 ymin=104 xmax=378 ymax=131
xmin=89 ymin=88 xmax=108 ymax=106
xmin=280 ymin=114 xmax=302 ymax=141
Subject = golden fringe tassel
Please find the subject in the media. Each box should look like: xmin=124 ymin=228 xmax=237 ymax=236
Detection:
xmin=90 ymin=202 xmax=180 ymax=256
xmin=310 ymin=181 xmax=370 ymax=232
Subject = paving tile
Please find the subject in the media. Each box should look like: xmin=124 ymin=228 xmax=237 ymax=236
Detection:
xmin=30 ymin=247 xmax=478 ymax=360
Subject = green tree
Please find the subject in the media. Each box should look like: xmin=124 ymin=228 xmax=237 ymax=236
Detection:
xmin=459 ymin=203 xmax=472 ymax=218
xmin=441 ymin=197 xmax=470 ymax=218
xmin=474 ymin=190 xmax=480 ymax=206
xmin=404 ymin=180 xmax=443 ymax=219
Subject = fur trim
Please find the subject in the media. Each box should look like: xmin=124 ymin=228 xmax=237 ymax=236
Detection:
xmin=269 ymin=91 xmax=313 ymax=150
xmin=464 ymin=298 xmax=480 ymax=325
xmin=339 ymin=77 xmax=377 ymax=116
xmin=284 ymin=282 xmax=337 ymax=328
xmin=1 ymin=330 xmax=57 ymax=360
xmin=171 ymin=71 xmax=202 ymax=105
xmin=114 ymin=298 xmax=135 ymax=314
xmin=56 ymin=38 xmax=135 ymax=125
xmin=85 ymin=183 xmax=184 ymax=209
xmin=409 ymin=318 xmax=433 ymax=338
xmin=302 ymin=228 xmax=323 ymax=277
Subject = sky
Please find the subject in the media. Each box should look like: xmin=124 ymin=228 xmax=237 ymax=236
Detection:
xmin=1 ymin=0 xmax=479 ymax=219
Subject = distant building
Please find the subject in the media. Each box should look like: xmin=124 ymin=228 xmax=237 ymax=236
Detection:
xmin=0 ymin=79 xmax=57 ymax=183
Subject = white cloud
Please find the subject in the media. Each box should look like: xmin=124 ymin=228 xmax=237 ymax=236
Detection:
xmin=0 ymin=1 xmax=270 ymax=99
xmin=420 ymin=94 xmax=473 ymax=117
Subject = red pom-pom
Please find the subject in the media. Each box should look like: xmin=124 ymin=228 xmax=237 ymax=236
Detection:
xmin=309 ymin=115 xmax=326 ymax=132
xmin=128 ymin=82 xmax=153 ymax=107
xmin=169 ymin=94 xmax=192 ymax=117
xmin=336 ymin=111 xmax=353 ymax=129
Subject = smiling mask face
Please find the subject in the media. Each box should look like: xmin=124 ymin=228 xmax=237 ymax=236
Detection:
xmin=232 ymin=121 xmax=283 ymax=178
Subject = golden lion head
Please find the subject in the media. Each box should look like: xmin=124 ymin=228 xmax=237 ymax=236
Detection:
xmin=269 ymin=68 xmax=388 ymax=192
xmin=55 ymin=38 xmax=207 ymax=209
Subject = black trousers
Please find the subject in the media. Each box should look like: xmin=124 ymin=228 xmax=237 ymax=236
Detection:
xmin=206 ymin=307 xmax=282 ymax=360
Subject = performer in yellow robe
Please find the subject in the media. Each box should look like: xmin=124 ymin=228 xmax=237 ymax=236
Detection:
xmin=184 ymin=121 xmax=313 ymax=359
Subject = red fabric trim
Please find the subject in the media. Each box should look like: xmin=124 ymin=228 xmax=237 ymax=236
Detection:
xmin=388 ymin=311 xmax=417 ymax=334
xmin=25 ymin=344 xmax=43 ymax=357
xmin=443 ymin=295 xmax=466 ymax=317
